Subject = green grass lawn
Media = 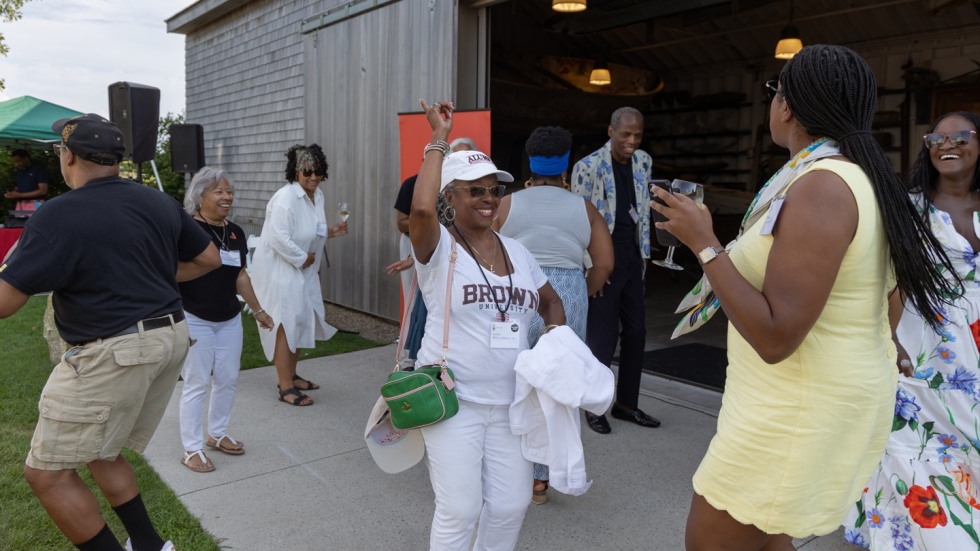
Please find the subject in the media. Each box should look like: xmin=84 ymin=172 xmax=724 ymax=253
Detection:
xmin=0 ymin=296 xmax=384 ymax=549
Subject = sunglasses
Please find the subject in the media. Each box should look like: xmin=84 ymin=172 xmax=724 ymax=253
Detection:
xmin=52 ymin=143 xmax=67 ymax=156
xmin=923 ymin=130 xmax=976 ymax=150
xmin=449 ymin=184 xmax=506 ymax=198
xmin=765 ymin=80 xmax=784 ymax=102
xmin=300 ymin=169 xmax=327 ymax=179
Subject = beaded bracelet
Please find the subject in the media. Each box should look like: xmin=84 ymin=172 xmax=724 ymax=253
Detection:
xmin=423 ymin=140 xmax=449 ymax=157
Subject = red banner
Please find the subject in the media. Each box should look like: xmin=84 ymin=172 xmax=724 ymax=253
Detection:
xmin=397 ymin=109 xmax=491 ymax=182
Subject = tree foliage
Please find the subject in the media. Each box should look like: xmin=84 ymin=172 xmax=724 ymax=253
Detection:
xmin=0 ymin=0 xmax=31 ymax=90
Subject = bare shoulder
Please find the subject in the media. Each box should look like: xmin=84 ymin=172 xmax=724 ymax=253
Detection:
xmin=777 ymin=164 xmax=859 ymax=238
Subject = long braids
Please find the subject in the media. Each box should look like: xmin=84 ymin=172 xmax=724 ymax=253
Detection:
xmin=781 ymin=45 xmax=959 ymax=328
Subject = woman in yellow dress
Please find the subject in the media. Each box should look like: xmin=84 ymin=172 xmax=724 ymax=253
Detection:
xmin=652 ymin=44 xmax=958 ymax=550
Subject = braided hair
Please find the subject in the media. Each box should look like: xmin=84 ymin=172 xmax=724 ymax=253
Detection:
xmin=285 ymin=144 xmax=328 ymax=182
xmin=780 ymin=45 xmax=959 ymax=327
xmin=908 ymin=111 xmax=980 ymax=197
xmin=525 ymin=126 xmax=572 ymax=158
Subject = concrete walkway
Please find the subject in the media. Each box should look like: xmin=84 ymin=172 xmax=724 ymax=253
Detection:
xmin=143 ymin=344 xmax=855 ymax=550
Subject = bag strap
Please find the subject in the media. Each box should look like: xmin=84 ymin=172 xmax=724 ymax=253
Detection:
xmin=393 ymin=237 xmax=457 ymax=371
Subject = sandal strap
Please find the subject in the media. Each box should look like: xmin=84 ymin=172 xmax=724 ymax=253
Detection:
xmin=183 ymin=450 xmax=208 ymax=464
xmin=278 ymin=386 xmax=311 ymax=404
xmin=213 ymin=435 xmax=240 ymax=447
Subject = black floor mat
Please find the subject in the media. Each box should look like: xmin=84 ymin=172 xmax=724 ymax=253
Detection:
xmin=640 ymin=343 xmax=728 ymax=391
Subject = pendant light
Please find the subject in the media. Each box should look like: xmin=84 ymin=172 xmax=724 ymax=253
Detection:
xmin=589 ymin=59 xmax=611 ymax=86
xmin=552 ymin=0 xmax=586 ymax=13
xmin=774 ymin=0 xmax=803 ymax=60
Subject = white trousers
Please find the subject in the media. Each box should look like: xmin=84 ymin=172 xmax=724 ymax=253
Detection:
xmin=179 ymin=311 xmax=243 ymax=452
xmin=420 ymin=400 xmax=532 ymax=551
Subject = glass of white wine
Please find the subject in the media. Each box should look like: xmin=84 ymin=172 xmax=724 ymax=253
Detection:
xmin=650 ymin=179 xmax=704 ymax=271
xmin=338 ymin=202 xmax=350 ymax=222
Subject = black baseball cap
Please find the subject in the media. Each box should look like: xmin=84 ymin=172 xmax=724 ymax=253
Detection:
xmin=51 ymin=113 xmax=125 ymax=166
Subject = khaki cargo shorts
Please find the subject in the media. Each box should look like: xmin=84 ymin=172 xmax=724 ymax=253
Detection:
xmin=25 ymin=320 xmax=190 ymax=470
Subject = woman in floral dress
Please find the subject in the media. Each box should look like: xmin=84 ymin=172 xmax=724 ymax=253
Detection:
xmin=845 ymin=111 xmax=980 ymax=550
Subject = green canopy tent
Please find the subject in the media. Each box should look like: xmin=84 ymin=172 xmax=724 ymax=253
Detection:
xmin=0 ymin=95 xmax=83 ymax=148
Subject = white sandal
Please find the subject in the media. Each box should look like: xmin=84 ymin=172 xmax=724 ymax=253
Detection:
xmin=180 ymin=450 xmax=215 ymax=473
xmin=207 ymin=434 xmax=245 ymax=455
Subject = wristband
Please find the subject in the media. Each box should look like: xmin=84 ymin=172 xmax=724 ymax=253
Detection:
xmin=255 ymin=309 xmax=265 ymax=316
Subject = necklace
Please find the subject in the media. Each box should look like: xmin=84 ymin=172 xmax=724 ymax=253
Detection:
xmin=469 ymin=238 xmax=498 ymax=273
xmin=198 ymin=214 xmax=227 ymax=249
xmin=453 ymin=224 xmax=514 ymax=319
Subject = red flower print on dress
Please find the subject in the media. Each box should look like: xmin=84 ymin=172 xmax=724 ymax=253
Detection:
xmin=904 ymin=485 xmax=948 ymax=528
xmin=970 ymin=319 xmax=980 ymax=352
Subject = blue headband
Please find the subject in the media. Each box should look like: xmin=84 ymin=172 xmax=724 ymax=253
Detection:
xmin=528 ymin=151 xmax=570 ymax=176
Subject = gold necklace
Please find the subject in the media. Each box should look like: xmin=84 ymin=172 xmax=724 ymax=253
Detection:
xmin=470 ymin=241 xmax=497 ymax=273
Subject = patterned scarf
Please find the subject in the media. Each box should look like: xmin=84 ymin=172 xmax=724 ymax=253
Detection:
xmin=671 ymin=138 xmax=841 ymax=338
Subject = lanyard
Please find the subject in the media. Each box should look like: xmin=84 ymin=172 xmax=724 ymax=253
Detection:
xmin=453 ymin=224 xmax=513 ymax=318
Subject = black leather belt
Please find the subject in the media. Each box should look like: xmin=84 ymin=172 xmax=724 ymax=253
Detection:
xmin=72 ymin=311 xmax=184 ymax=346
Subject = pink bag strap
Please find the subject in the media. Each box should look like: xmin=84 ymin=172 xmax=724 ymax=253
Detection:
xmin=394 ymin=237 xmax=457 ymax=371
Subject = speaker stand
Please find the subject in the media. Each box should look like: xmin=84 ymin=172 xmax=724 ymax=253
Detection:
xmin=149 ymin=160 xmax=164 ymax=192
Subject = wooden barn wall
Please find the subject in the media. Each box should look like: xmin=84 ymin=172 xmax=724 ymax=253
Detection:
xmin=305 ymin=0 xmax=458 ymax=321
xmin=182 ymin=0 xmax=336 ymax=238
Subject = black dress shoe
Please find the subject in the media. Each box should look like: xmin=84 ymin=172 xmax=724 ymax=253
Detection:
xmin=610 ymin=404 xmax=661 ymax=428
xmin=584 ymin=412 xmax=611 ymax=434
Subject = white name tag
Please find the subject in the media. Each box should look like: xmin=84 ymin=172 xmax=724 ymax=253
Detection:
xmin=220 ymin=249 xmax=241 ymax=267
xmin=490 ymin=320 xmax=522 ymax=349
xmin=759 ymin=196 xmax=786 ymax=236
xmin=316 ymin=222 xmax=328 ymax=237
xmin=628 ymin=205 xmax=639 ymax=224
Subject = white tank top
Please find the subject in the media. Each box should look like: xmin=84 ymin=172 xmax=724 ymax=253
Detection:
xmin=499 ymin=186 xmax=590 ymax=269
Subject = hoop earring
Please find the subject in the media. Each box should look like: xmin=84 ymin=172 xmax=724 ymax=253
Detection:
xmin=524 ymin=177 xmax=534 ymax=189
xmin=443 ymin=206 xmax=456 ymax=223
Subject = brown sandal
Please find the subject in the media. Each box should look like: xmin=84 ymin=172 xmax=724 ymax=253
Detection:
xmin=278 ymin=386 xmax=313 ymax=406
xmin=532 ymin=479 xmax=549 ymax=505
xmin=292 ymin=374 xmax=320 ymax=390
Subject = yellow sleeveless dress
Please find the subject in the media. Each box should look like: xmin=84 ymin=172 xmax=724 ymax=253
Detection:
xmin=691 ymin=159 xmax=898 ymax=537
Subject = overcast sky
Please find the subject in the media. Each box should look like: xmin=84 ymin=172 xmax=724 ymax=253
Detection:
xmin=0 ymin=0 xmax=194 ymax=116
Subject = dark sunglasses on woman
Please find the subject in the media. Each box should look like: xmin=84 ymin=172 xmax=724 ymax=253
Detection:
xmin=300 ymin=169 xmax=327 ymax=178
xmin=922 ymin=130 xmax=976 ymax=149
xmin=450 ymin=184 xmax=506 ymax=198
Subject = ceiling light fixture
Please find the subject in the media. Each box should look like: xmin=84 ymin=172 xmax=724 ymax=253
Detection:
xmin=552 ymin=0 xmax=586 ymax=13
xmin=774 ymin=0 xmax=803 ymax=60
xmin=590 ymin=59 xmax=611 ymax=86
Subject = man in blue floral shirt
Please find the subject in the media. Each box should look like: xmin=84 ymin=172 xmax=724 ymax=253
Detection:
xmin=571 ymin=106 xmax=659 ymax=433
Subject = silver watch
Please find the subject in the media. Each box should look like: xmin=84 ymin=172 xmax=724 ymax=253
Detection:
xmin=698 ymin=246 xmax=726 ymax=265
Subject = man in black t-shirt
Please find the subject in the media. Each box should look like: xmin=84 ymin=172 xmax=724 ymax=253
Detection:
xmin=5 ymin=148 xmax=50 ymax=206
xmin=0 ymin=114 xmax=219 ymax=551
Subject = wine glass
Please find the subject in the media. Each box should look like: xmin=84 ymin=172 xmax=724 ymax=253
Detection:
xmin=338 ymin=202 xmax=350 ymax=222
xmin=650 ymin=179 xmax=704 ymax=271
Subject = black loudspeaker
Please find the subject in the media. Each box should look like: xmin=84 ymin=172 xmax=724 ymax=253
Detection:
xmin=170 ymin=124 xmax=205 ymax=173
xmin=108 ymin=82 xmax=160 ymax=163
